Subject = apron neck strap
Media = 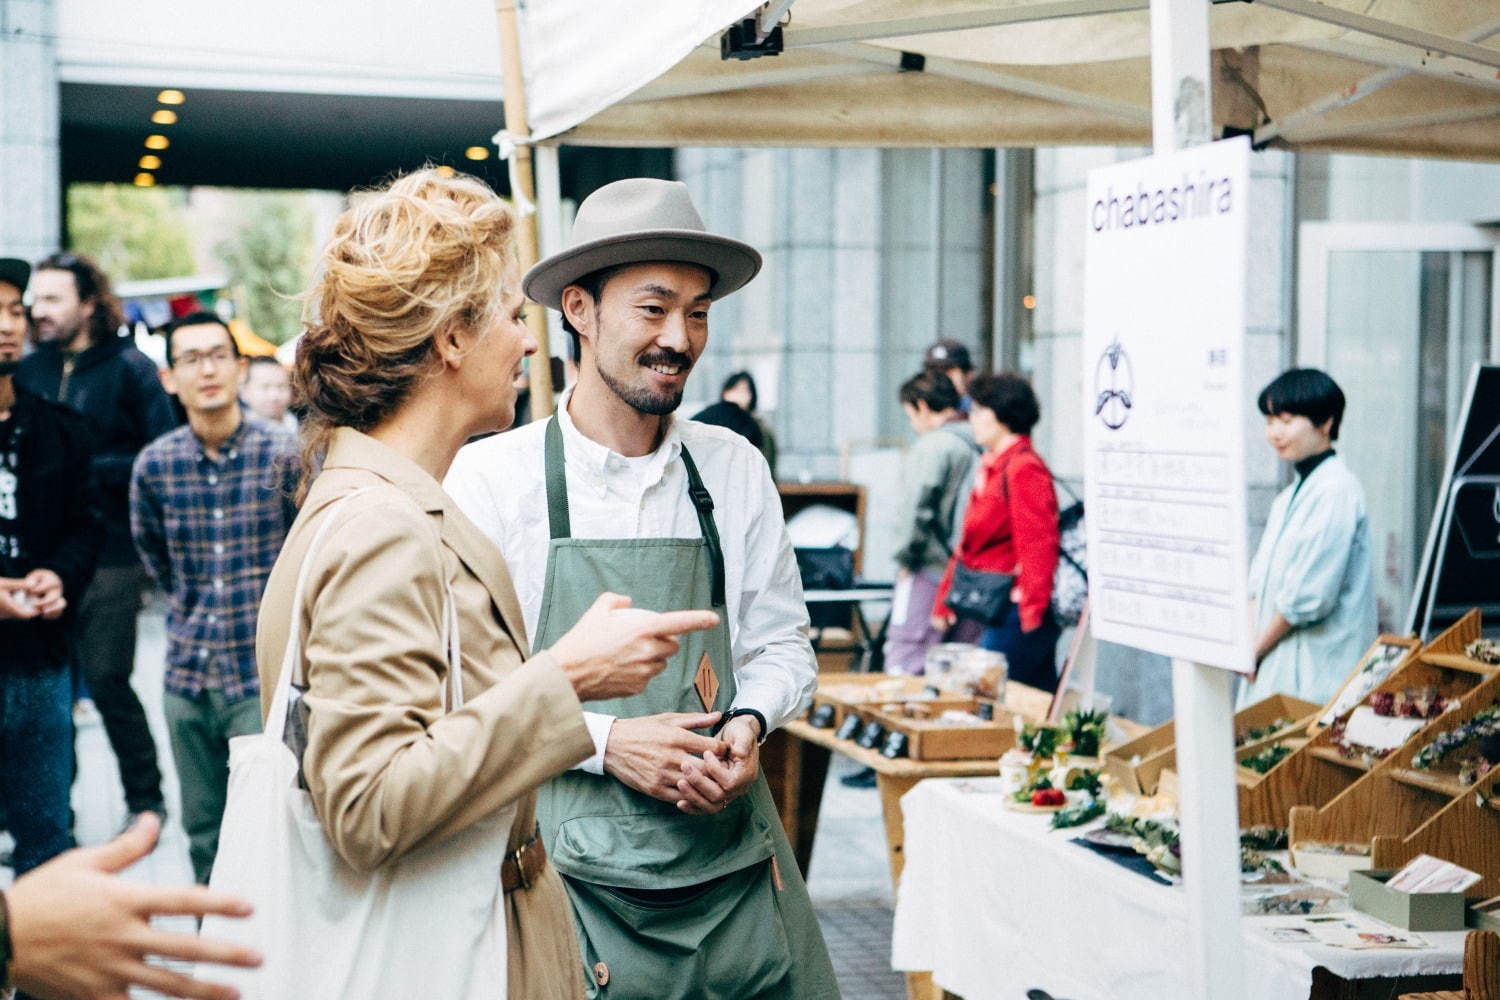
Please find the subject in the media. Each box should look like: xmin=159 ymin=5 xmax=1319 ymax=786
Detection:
xmin=680 ymin=446 xmax=726 ymax=609
xmin=544 ymin=414 xmax=572 ymax=540
xmin=544 ymin=413 xmax=727 ymax=609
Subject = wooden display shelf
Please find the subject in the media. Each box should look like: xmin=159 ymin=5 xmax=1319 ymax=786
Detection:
xmin=1421 ymin=652 xmax=1499 ymax=676
xmin=1290 ymin=612 xmax=1500 ymax=859
xmin=1307 ymin=746 xmax=1373 ymax=771
xmin=1308 ymin=635 xmax=1425 ymax=737
xmin=1371 ymin=766 xmax=1500 ymax=899
xmin=1245 ymin=623 xmax=1475 ymax=831
xmin=1387 ymin=767 xmax=1470 ymax=798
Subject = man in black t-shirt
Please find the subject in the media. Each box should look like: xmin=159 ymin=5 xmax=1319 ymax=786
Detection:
xmin=0 ymin=258 xmax=102 ymax=875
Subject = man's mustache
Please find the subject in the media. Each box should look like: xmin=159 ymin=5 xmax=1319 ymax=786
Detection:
xmin=640 ymin=350 xmax=693 ymax=369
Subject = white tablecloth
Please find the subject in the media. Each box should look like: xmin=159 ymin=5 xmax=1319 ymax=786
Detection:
xmin=891 ymin=777 xmax=1467 ymax=1000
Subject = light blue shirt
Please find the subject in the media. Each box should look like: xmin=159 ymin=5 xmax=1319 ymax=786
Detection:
xmin=1240 ymin=453 xmax=1378 ymax=707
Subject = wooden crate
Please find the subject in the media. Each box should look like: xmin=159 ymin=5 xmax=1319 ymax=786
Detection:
xmin=864 ymin=698 xmax=1016 ymax=761
xmin=1233 ymin=694 xmax=1322 ymax=757
xmin=1104 ymin=717 xmax=1176 ymax=795
xmin=1289 ymin=611 xmax=1499 ymax=853
xmin=1103 ymin=692 xmax=1319 ymax=798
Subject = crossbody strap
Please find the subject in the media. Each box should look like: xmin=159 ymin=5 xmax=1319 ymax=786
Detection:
xmin=269 ymin=487 xmax=463 ymax=742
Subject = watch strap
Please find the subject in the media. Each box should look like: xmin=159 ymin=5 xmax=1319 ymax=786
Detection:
xmin=712 ymin=707 xmax=768 ymax=745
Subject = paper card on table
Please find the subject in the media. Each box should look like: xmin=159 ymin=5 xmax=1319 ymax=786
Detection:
xmin=890 ymin=573 xmax=913 ymax=628
xmin=1341 ymin=706 xmax=1425 ymax=752
xmin=1387 ymin=854 xmax=1482 ymax=894
xmin=1344 ymin=930 xmax=1430 ymax=950
xmin=694 ymin=652 xmax=719 ymax=712
xmin=1262 ymin=926 xmax=1315 ymax=944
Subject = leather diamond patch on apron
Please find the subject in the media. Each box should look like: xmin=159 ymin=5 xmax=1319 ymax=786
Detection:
xmin=694 ymin=651 xmax=719 ymax=712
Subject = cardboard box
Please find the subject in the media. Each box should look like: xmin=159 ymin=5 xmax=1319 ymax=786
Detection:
xmin=1348 ymin=869 xmax=1468 ymax=931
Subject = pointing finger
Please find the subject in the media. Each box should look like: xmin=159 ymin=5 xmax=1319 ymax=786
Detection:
xmin=648 ymin=610 xmax=720 ymax=637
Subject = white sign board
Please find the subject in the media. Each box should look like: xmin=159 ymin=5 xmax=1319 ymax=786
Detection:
xmin=1082 ymin=137 xmax=1253 ymax=673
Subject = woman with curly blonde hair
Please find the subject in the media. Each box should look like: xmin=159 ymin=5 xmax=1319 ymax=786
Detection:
xmin=232 ymin=169 xmax=718 ymax=998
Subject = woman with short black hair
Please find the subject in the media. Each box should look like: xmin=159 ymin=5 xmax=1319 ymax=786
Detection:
xmin=1243 ymin=367 xmax=1376 ymax=705
xmin=932 ymin=373 xmax=1062 ymax=691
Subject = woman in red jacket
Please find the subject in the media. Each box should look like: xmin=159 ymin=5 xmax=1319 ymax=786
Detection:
xmin=931 ymin=374 xmax=1061 ymax=691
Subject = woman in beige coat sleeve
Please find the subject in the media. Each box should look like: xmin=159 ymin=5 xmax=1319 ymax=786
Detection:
xmin=254 ymin=169 xmax=721 ymax=999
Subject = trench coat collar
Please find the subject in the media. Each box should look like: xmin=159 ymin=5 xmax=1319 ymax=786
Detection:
xmin=323 ymin=427 xmax=531 ymax=647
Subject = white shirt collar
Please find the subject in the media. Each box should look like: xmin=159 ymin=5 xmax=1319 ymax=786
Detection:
xmin=556 ymin=385 xmax=684 ymax=490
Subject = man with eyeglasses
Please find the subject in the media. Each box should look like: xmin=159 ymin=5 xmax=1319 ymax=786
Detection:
xmin=129 ymin=312 xmax=298 ymax=883
xmin=17 ymin=252 xmax=176 ymax=829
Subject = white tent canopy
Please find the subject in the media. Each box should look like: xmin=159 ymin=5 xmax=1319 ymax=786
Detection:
xmin=515 ymin=0 xmax=1500 ymax=159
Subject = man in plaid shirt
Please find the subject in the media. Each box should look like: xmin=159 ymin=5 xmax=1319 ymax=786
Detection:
xmin=130 ymin=312 xmax=297 ymax=883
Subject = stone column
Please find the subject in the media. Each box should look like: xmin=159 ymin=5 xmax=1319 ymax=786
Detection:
xmin=0 ymin=0 xmax=61 ymax=259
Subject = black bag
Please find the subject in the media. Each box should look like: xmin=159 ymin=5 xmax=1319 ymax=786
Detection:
xmin=946 ymin=562 xmax=1015 ymax=625
xmin=796 ymin=546 xmax=857 ymax=630
xmin=795 ymin=546 xmax=855 ymax=591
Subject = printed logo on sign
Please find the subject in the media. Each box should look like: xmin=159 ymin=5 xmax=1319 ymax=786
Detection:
xmin=1093 ymin=339 xmax=1133 ymax=430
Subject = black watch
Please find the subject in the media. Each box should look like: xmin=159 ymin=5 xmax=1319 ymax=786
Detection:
xmin=712 ymin=707 xmax=768 ymax=745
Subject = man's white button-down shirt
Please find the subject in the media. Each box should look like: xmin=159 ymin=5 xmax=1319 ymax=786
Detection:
xmin=445 ymin=390 xmax=817 ymax=773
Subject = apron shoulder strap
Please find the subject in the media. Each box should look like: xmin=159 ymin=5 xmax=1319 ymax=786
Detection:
xmin=545 ymin=413 xmax=726 ymax=609
xmin=679 ymin=445 xmax=726 ymax=609
xmin=544 ymin=414 xmax=571 ymax=540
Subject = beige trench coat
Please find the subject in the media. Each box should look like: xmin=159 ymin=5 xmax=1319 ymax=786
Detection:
xmin=257 ymin=428 xmax=593 ymax=1000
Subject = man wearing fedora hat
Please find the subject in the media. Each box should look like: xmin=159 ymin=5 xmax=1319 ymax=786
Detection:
xmin=448 ymin=179 xmax=838 ymax=999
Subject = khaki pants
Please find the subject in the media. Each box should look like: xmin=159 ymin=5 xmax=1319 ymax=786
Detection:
xmin=164 ymin=689 xmax=262 ymax=883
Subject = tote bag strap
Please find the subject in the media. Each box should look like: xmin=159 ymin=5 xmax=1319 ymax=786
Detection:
xmin=267 ymin=487 xmax=464 ymax=740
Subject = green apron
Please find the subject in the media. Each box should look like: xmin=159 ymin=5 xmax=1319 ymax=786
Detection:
xmin=533 ymin=417 xmax=839 ymax=1000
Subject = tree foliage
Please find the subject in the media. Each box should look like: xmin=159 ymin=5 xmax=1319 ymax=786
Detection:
xmin=216 ymin=192 xmax=314 ymax=346
xmin=67 ymin=184 xmax=196 ymax=281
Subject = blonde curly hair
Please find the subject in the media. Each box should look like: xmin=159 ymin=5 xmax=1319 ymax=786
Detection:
xmin=294 ymin=168 xmax=517 ymax=497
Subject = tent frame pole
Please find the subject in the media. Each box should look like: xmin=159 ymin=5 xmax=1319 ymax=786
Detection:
xmin=1256 ymin=17 xmax=1500 ymax=146
xmin=623 ymin=62 xmax=884 ymax=104
xmin=1252 ymin=0 xmax=1500 ymax=69
xmin=1292 ymin=38 xmax=1500 ymax=94
xmin=786 ymin=0 xmax=1149 ymax=49
xmin=757 ymin=0 xmax=796 ymax=41
xmin=495 ymin=0 xmax=555 ymax=419
xmin=827 ymin=42 xmax=1153 ymax=124
xmin=1149 ymin=2 xmax=1247 ymax=1000
xmin=534 ymin=142 xmax=567 ymax=376
xmin=1278 ymin=103 xmax=1500 ymax=144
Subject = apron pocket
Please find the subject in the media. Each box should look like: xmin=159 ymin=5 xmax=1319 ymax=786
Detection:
xmin=551 ymin=801 xmax=775 ymax=889
xmin=564 ymin=860 xmax=792 ymax=1000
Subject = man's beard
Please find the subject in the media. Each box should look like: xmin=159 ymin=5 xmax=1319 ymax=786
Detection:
xmin=36 ymin=319 xmax=80 ymax=344
xmin=597 ymin=348 xmax=693 ymax=416
xmin=0 ymin=359 xmax=20 ymax=376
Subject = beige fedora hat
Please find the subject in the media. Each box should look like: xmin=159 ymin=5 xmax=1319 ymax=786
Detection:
xmin=523 ymin=178 xmax=762 ymax=310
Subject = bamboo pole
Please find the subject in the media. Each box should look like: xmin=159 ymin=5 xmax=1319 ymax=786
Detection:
xmin=494 ymin=0 xmax=554 ymax=419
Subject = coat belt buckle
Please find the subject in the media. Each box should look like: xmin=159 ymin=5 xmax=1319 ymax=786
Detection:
xmin=512 ymin=843 xmax=532 ymax=891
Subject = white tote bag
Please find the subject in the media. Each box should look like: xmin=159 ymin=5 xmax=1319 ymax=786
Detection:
xmin=202 ymin=490 xmax=516 ymax=998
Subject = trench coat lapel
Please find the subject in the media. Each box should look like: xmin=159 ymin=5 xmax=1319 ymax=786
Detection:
xmin=438 ymin=505 xmax=532 ymax=651
xmin=322 ymin=428 xmax=532 ymax=650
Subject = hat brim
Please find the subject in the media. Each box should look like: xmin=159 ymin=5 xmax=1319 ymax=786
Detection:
xmin=523 ymin=230 xmax=762 ymax=310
